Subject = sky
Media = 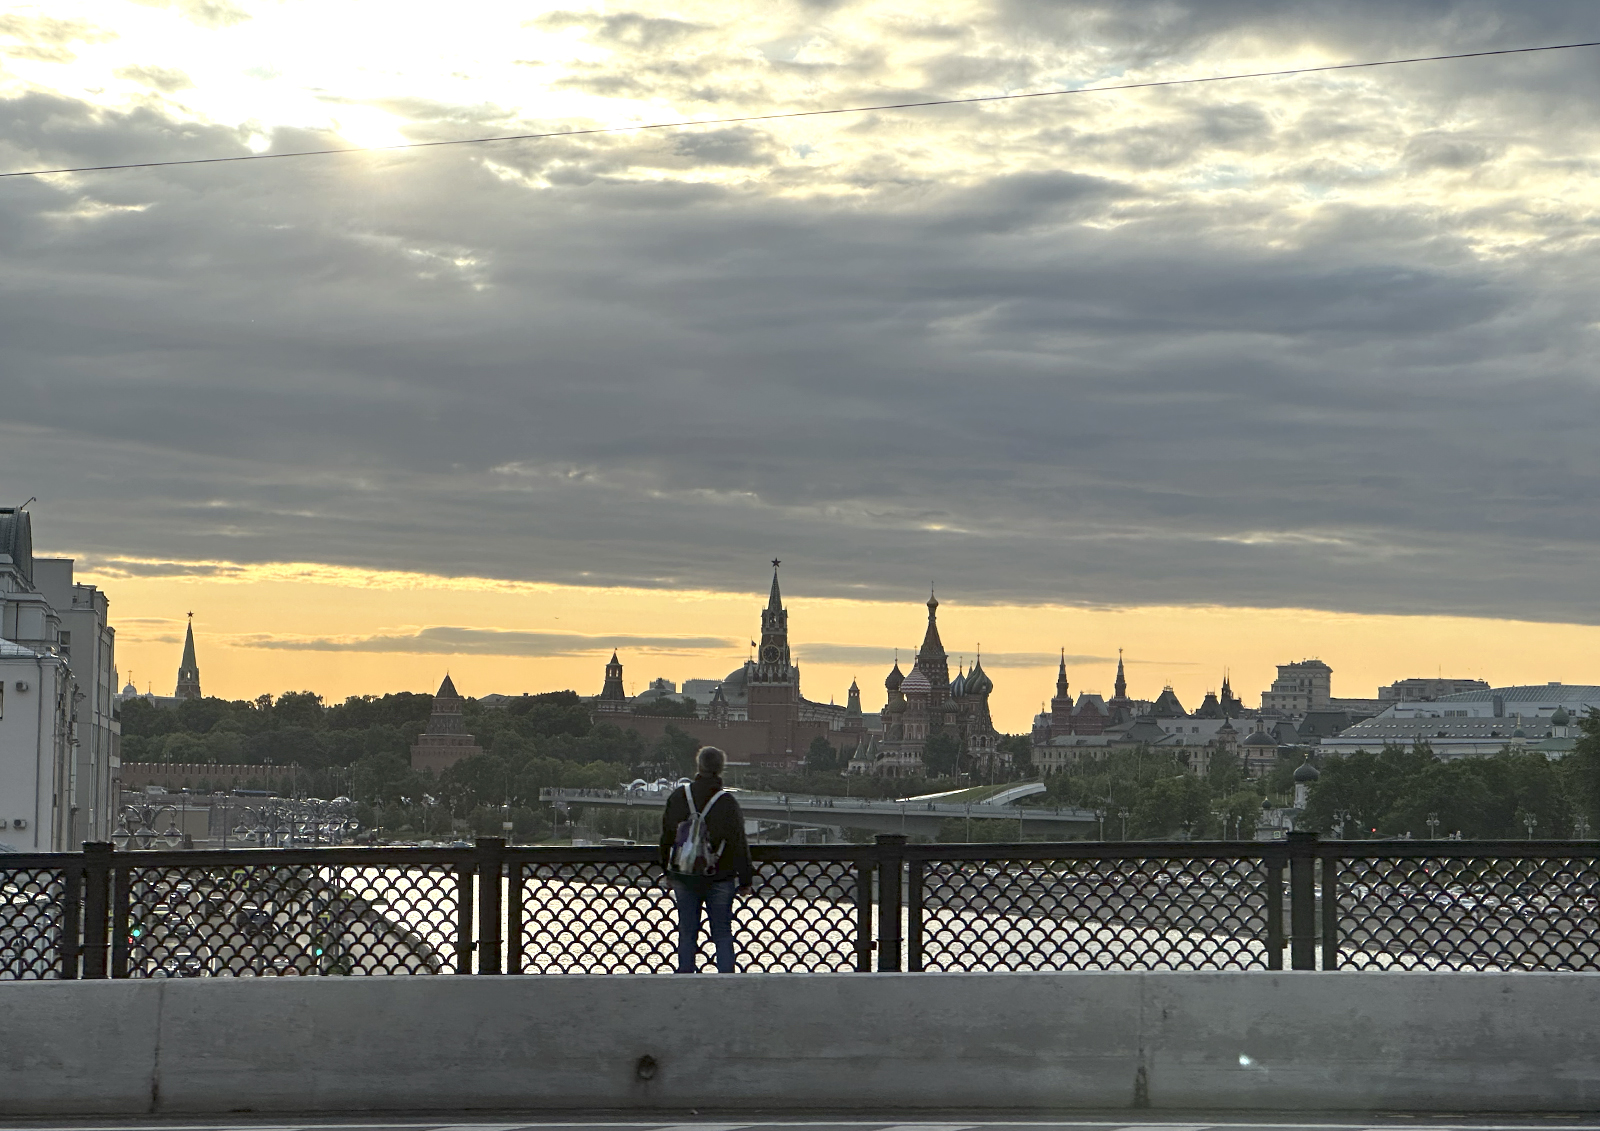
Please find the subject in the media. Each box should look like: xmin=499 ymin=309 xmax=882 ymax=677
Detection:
xmin=3 ymin=1 xmax=1599 ymax=730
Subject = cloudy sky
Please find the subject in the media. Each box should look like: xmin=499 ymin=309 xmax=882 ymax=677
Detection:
xmin=3 ymin=0 xmax=1599 ymax=726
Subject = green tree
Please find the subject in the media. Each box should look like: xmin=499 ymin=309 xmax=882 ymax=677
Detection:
xmin=632 ymin=697 xmax=699 ymax=718
xmin=271 ymin=691 xmax=326 ymax=729
xmin=649 ymin=725 xmax=699 ymax=777
xmin=1567 ymin=711 xmax=1600 ymax=834
xmin=805 ymin=735 xmax=839 ymax=775
xmin=1000 ymin=734 xmax=1033 ymax=773
xmin=1129 ymin=773 xmax=1210 ymax=838
xmin=922 ymin=732 xmax=963 ymax=778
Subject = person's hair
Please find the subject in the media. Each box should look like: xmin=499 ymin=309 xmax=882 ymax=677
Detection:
xmin=696 ymin=746 xmax=727 ymax=775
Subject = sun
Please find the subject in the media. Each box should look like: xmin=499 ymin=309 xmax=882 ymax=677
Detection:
xmin=329 ymin=106 xmax=410 ymax=149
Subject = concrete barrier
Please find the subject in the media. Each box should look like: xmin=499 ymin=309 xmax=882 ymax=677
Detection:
xmin=2 ymin=972 xmax=1597 ymax=1115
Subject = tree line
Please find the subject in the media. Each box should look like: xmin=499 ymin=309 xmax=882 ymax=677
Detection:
xmin=118 ymin=689 xmax=1600 ymax=842
xmin=1298 ymin=726 xmax=1600 ymax=839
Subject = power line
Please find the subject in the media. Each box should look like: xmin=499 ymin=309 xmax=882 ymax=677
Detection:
xmin=3 ymin=39 xmax=1597 ymax=181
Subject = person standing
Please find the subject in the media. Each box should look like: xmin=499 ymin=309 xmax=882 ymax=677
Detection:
xmin=659 ymin=746 xmax=753 ymax=973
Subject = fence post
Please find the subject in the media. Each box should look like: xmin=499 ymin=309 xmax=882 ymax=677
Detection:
xmin=454 ymin=853 xmax=475 ymax=976
xmin=1287 ymin=830 xmax=1317 ymax=970
xmin=1264 ymin=847 xmax=1284 ymax=971
xmin=1320 ymin=853 xmax=1340 ymax=971
xmin=476 ymin=837 xmax=504 ymax=975
xmin=58 ymin=858 xmax=83 ymax=980
xmin=110 ymin=859 xmax=131 ymax=979
xmin=506 ymin=852 xmax=525 ymax=976
xmin=906 ymin=857 xmax=924 ymax=972
xmin=853 ymin=848 xmax=874 ymax=972
xmin=875 ymin=834 xmax=906 ymax=972
xmin=80 ymin=842 xmax=113 ymax=979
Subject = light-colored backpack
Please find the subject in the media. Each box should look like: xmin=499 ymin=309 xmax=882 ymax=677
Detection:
xmin=670 ymin=784 xmax=729 ymax=876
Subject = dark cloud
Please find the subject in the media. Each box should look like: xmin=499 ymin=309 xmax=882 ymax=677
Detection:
xmin=673 ymin=127 xmax=776 ymax=167
xmin=238 ymin=627 xmax=739 ymax=657
xmin=4 ymin=2 xmax=1600 ymax=626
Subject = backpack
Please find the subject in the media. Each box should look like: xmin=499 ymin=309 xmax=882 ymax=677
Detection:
xmin=670 ymin=784 xmax=729 ymax=876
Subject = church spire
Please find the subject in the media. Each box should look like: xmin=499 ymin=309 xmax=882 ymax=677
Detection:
xmin=1055 ymin=649 xmax=1069 ymax=698
xmin=596 ymin=649 xmax=628 ymax=712
xmin=174 ymin=613 xmax=202 ymax=700
xmin=919 ymin=588 xmax=945 ymax=657
xmin=913 ymin=586 xmax=950 ymax=702
xmin=752 ymin=558 xmax=793 ymax=684
xmin=1112 ymin=647 xmax=1128 ymax=703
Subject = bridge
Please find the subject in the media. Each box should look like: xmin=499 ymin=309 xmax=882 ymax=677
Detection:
xmin=539 ymin=785 xmax=1102 ymax=838
xmin=3 ymin=835 xmax=1597 ymax=1114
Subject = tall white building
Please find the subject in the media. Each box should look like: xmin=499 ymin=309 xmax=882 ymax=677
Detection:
xmin=0 ymin=508 xmax=118 ymax=851
xmin=1260 ymin=660 xmax=1333 ymax=714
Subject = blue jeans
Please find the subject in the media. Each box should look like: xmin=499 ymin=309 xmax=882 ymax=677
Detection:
xmin=670 ymin=876 xmax=737 ymax=973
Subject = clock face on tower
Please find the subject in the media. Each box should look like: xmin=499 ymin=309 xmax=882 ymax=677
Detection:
xmin=762 ymin=645 xmax=781 ymax=663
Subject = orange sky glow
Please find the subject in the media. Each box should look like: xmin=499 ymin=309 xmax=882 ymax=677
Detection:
xmin=86 ymin=559 xmax=1600 ymax=733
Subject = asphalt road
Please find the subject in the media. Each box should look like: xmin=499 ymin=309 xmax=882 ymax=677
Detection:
xmin=5 ymin=1118 xmax=1600 ymax=1131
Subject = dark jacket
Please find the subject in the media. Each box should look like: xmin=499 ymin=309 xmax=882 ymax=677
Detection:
xmin=659 ymin=774 xmax=753 ymax=886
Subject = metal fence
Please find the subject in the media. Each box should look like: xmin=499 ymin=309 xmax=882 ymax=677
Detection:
xmin=2 ymin=833 xmax=1596 ymax=978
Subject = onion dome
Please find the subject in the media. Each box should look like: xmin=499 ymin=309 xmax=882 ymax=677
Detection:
xmin=965 ymin=659 xmax=994 ymax=697
xmin=1552 ymin=706 xmax=1570 ymax=726
xmin=1512 ymin=724 xmax=1527 ymax=739
xmin=1293 ymin=758 xmax=1320 ymax=784
xmin=950 ymin=668 xmax=967 ymax=697
xmin=885 ymin=662 xmax=904 ymax=692
xmin=888 ymin=697 xmax=907 ymax=714
xmin=900 ymin=667 xmax=932 ymax=696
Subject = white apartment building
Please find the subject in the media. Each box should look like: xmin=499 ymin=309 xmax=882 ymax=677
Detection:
xmin=0 ymin=508 xmax=117 ymax=852
xmin=1379 ymin=676 xmax=1491 ymax=702
xmin=1260 ymin=660 xmax=1332 ymax=714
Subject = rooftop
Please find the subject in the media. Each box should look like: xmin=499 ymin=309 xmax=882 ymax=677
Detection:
xmin=1435 ymin=683 xmax=1600 ymax=704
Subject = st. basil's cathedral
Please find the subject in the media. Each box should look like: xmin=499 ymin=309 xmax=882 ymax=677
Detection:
xmin=593 ymin=563 xmax=1002 ymax=777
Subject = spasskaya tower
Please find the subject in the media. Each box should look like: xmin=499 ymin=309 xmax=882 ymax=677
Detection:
xmin=747 ymin=559 xmax=801 ymax=760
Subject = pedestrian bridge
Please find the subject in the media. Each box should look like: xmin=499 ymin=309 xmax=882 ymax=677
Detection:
xmin=539 ymin=786 xmax=1101 ymax=838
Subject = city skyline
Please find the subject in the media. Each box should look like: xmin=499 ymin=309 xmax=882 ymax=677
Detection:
xmin=96 ymin=554 xmax=1600 ymax=733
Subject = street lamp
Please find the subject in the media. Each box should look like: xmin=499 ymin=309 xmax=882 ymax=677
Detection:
xmin=1118 ymin=808 xmax=1129 ymax=841
xmin=113 ymin=802 xmax=185 ymax=851
xmin=1333 ymin=809 xmax=1350 ymax=840
xmin=1524 ymin=813 xmax=1538 ymax=841
xmin=1426 ymin=812 xmax=1440 ymax=839
xmin=1576 ymin=815 xmax=1593 ymax=839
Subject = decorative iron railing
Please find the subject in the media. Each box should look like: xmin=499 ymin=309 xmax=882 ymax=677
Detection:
xmin=1 ymin=833 xmax=1595 ymax=978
